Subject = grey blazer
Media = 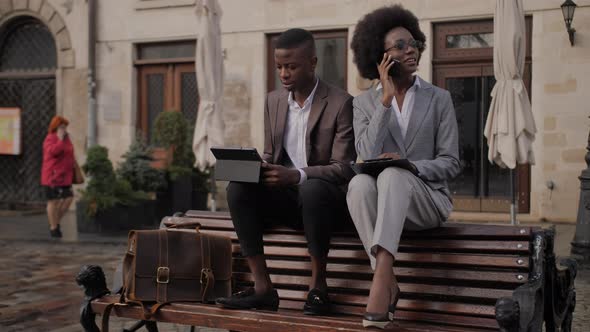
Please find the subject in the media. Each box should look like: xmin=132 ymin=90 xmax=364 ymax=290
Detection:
xmin=352 ymin=76 xmax=462 ymax=207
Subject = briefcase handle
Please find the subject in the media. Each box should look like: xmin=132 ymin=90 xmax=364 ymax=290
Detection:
xmin=163 ymin=218 xmax=202 ymax=232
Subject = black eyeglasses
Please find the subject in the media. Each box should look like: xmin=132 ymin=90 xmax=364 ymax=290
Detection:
xmin=384 ymin=39 xmax=424 ymax=52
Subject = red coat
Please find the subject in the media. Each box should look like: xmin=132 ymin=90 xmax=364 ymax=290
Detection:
xmin=41 ymin=133 xmax=75 ymax=186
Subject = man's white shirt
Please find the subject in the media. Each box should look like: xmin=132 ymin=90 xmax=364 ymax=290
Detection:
xmin=283 ymin=79 xmax=319 ymax=184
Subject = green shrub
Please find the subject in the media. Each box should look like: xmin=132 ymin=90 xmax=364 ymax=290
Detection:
xmin=152 ymin=111 xmax=187 ymax=150
xmin=118 ymin=135 xmax=167 ymax=193
xmin=186 ymin=122 xmax=211 ymax=191
xmin=152 ymin=111 xmax=212 ymax=190
xmin=80 ymin=145 xmax=148 ymax=216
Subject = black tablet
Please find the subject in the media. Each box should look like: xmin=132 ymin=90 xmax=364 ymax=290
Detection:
xmin=210 ymin=147 xmax=262 ymax=162
xmin=210 ymin=147 xmax=263 ymax=183
xmin=351 ymin=158 xmax=417 ymax=177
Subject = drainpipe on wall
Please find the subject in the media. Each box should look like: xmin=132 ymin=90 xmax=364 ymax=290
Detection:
xmin=87 ymin=0 xmax=97 ymax=148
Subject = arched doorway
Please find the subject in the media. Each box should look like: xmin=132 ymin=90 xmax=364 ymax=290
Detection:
xmin=0 ymin=17 xmax=57 ymax=207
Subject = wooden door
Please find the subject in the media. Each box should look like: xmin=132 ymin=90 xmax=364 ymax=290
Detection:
xmin=138 ymin=63 xmax=199 ymax=141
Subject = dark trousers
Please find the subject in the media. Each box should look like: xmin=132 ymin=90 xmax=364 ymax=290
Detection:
xmin=226 ymin=179 xmax=349 ymax=258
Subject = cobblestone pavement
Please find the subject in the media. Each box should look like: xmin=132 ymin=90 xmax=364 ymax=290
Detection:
xmin=0 ymin=212 xmax=588 ymax=331
xmin=0 ymin=240 xmax=225 ymax=332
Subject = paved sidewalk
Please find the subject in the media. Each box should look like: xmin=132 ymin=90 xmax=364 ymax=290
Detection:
xmin=0 ymin=211 xmax=128 ymax=245
xmin=0 ymin=212 xmax=222 ymax=332
xmin=0 ymin=212 xmax=588 ymax=331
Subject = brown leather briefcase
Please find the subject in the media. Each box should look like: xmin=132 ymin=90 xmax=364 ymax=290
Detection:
xmin=122 ymin=227 xmax=232 ymax=307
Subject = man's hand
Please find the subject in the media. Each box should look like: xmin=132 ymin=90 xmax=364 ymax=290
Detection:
xmin=378 ymin=152 xmax=401 ymax=160
xmin=261 ymin=163 xmax=301 ymax=186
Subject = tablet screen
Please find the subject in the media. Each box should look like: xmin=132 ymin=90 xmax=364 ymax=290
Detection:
xmin=210 ymin=147 xmax=262 ymax=162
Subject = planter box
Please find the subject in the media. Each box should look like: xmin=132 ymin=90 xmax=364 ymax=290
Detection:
xmin=154 ymin=175 xmax=192 ymax=221
xmin=191 ymin=190 xmax=208 ymax=210
xmin=155 ymin=175 xmax=209 ymax=218
xmin=76 ymin=199 xmax=157 ymax=233
xmin=171 ymin=174 xmax=192 ymax=215
xmin=150 ymin=147 xmax=173 ymax=170
xmin=155 ymin=190 xmax=172 ymax=223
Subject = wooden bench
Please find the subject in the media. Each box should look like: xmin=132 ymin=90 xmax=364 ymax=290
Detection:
xmin=78 ymin=210 xmax=577 ymax=332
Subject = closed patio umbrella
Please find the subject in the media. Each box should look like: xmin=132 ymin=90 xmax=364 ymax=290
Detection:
xmin=193 ymin=0 xmax=224 ymax=211
xmin=193 ymin=0 xmax=224 ymax=170
xmin=484 ymin=0 xmax=537 ymax=224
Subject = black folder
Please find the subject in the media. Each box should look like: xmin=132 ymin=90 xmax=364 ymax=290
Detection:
xmin=211 ymin=147 xmax=262 ymax=183
xmin=351 ymin=158 xmax=417 ymax=177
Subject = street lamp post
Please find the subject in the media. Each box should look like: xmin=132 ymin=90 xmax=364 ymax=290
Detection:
xmin=561 ymin=0 xmax=577 ymax=46
xmin=571 ymin=118 xmax=590 ymax=264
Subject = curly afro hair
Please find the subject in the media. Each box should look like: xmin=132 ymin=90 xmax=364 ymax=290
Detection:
xmin=351 ymin=5 xmax=426 ymax=80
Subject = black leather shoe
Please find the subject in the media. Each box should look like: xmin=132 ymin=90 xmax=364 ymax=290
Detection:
xmin=303 ymin=288 xmax=332 ymax=316
xmin=50 ymin=228 xmax=62 ymax=238
xmin=215 ymin=288 xmax=279 ymax=311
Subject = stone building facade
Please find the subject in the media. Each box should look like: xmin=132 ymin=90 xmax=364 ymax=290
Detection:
xmin=0 ymin=0 xmax=588 ymax=223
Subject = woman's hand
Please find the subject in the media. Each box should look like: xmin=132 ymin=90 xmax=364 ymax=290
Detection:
xmin=57 ymin=127 xmax=67 ymax=140
xmin=378 ymin=53 xmax=397 ymax=108
xmin=378 ymin=152 xmax=401 ymax=160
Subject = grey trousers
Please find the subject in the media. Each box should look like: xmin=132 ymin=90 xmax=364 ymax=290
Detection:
xmin=346 ymin=167 xmax=451 ymax=270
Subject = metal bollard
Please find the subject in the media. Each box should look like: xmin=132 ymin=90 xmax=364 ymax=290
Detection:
xmin=571 ymin=120 xmax=590 ymax=264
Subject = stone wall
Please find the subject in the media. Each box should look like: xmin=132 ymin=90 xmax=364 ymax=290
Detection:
xmin=528 ymin=6 xmax=590 ymax=222
xmin=23 ymin=0 xmax=586 ymax=221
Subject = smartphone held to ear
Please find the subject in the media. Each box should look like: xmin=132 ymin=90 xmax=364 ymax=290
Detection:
xmin=388 ymin=59 xmax=401 ymax=78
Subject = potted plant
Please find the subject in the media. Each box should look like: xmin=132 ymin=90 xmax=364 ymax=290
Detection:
xmin=186 ymin=123 xmax=211 ymax=211
xmin=150 ymin=147 xmax=173 ymax=170
xmin=191 ymin=167 xmax=211 ymax=210
xmin=152 ymin=111 xmax=194 ymax=217
xmin=76 ymin=145 xmax=149 ymax=233
xmin=117 ymin=135 xmax=167 ymax=226
xmin=151 ymin=110 xmax=186 ymax=170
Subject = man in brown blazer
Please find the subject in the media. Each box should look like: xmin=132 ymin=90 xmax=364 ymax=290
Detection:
xmin=216 ymin=29 xmax=356 ymax=315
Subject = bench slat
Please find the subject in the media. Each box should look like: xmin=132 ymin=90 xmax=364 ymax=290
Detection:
xmin=202 ymin=229 xmax=530 ymax=254
xmin=232 ymin=245 xmax=530 ymax=270
xmin=278 ymin=300 xmax=498 ymax=331
xmin=232 ymin=272 xmax=514 ymax=302
xmin=91 ymin=297 xmax=366 ymax=332
xmin=393 ymin=310 xmax=499 ymax=330
xmin=398 ymin=239 xmax=529 ymax=254
xmin=182 ymin=211 xmax=536 ymax=239
xmin=92 ymin=296 xmax=496 ymax=332
xmin=233 ymin=259 xmax=528 ymax=287
xmin=273 ymin=292 xmax=496 ymax=317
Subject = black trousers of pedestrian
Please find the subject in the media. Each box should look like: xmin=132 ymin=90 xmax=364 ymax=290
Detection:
xmin=226 ymin=179 xmax=349 ymax=258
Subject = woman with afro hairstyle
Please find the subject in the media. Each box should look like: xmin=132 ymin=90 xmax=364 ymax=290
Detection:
xmin=347 ymin=5 xmax=461 ymax=328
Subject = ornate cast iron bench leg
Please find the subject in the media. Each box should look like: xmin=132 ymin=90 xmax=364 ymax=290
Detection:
xmin=77 ymin=264 xmax=159 ymax=332
xmin=77 ymin=265 xmax=110 ymax=332
xmin=495 ymin=231 xmax=546 ymax=332
xmin=543 ymin=228 xmax=577 ymax=332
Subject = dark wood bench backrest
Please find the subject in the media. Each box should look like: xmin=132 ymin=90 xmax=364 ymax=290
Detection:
xmin=180 ymin=210 xmax=540 ymax=331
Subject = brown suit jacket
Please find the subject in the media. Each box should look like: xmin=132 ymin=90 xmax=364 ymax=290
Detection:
xmin=262 ymin=79 xmax=356 ymax=186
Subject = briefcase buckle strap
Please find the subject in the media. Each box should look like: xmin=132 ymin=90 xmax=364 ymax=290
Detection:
xmin=200 ymin=268 xmax=212 ymax=284
xmin=156 ymin=267 xmax=170 ymax=284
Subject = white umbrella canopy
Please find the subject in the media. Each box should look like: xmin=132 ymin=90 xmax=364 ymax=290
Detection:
xmin=193 ymin=0 xmax=225 ymax=171
xmin=484 ymin=0 xmax=537 ymax=224
xmin=484 ymin=0 xmax=536 ymax=170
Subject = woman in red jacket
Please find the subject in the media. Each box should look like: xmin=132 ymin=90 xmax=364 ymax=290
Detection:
xmin=41 ymin=116 xmax=75 ymax=238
